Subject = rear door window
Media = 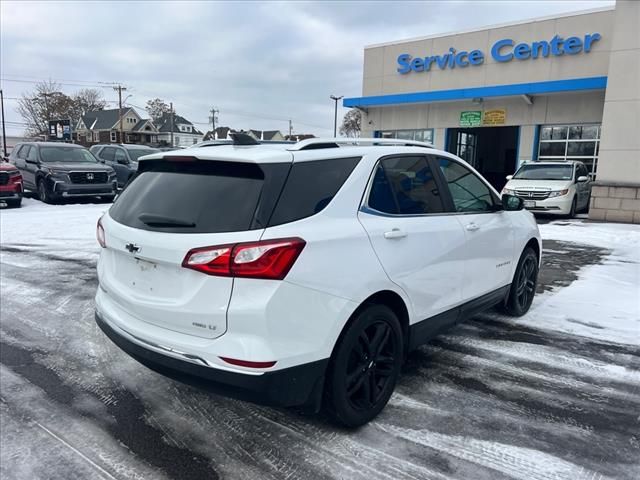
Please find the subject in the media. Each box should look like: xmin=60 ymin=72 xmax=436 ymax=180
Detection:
xmin=17 ymin=145 xmax=30 ymax=160
xmin=101 ymin=147 xmax=115 ymax=161
xmin=109 ymin=160 xmax=290 ymax=234
xmin=267 ymin=157 xmax=360 ymax=226
xmin=368 ymin=156 xmax=444 ymax=215
xmin=114 ymin=149 xmax=128 ymax=163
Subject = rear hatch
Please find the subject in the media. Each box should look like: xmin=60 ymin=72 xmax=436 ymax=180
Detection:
xmin=100 ymin=156 xmax=291 ymax=339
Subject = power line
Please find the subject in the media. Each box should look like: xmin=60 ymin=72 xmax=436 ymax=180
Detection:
xmin=0 ymin=78 xmax=117 ymax=89
xmin=2 ymin=74 xmax=118 ymax=86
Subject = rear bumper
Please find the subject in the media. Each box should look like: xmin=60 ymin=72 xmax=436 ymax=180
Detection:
xmin=0 ymin=190 xmax=22 ymax=200
xmin=95 ymin=311 xmax=328 ymax=408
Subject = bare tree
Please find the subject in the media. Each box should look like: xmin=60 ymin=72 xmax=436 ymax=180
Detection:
xmin=16 ymin=80 xmax=74 ymax=137
xmin=339 ymin=109 xmax=361 ymax=138
xmin=146 ymin=98 xmax=171 ymax=124
xmin=71 ymin=88 xmax=107 ymax=125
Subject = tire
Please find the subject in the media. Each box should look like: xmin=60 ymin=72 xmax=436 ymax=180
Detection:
xmin=567 ymin=196 xmax=577 ymax=219
xmin=325 ymin=304 xmax=403 ymax=427
xmin=7 ymin=198 xmax=22 ymax=208
xmin=37 ymin=179 xmax=55 ymax=204
xmin=501 ymin=247 xmax=538 ymax=317
xmin=101 ymin=195 xmax=116 ymax=203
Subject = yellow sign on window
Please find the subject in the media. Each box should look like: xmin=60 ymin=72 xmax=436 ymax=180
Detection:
xmin=483 ymin=109 xmax=506 ymax=126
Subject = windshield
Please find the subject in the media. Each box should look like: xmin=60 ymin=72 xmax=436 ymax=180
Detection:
xmin=128 ymin=149 xmax=160 ymax=161
xmin=40 ymin=146 xmax=98 ymax=163
xmin=513 ymin=164 xmax=573 ymax=181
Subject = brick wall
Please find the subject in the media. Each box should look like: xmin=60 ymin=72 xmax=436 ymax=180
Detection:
xmin=589 ymin=184 xmax=640 ymax=223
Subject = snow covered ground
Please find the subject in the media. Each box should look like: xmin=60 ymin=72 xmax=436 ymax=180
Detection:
xmin=1 ymin=199 xmax=639 ymax=480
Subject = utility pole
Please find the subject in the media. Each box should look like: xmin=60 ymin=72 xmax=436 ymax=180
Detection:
xmin=170 ymin=102 xmax=174 ymax=147
xmin=209 ymin=107 xmax=219 ymax=135
xmin=288 ymin=119 xmax=293 ymax=139
xmin=113 ymin=85 xmax=127 ymax=143
xmin=329 ymin=95 xmax=343 ymax=137
xmin=0 ymin=89 xmax=7 ymax=158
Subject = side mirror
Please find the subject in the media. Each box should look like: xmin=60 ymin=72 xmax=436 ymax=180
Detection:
xmin=505 ymin=175 xmax=513 ymax=180
xmin=577 ymin=175 xmax=588 ymax=183
xmin=502 ymin=194 xmax=524 ymax=211
xmin=117 ymin=158 xmax=129 ymax=165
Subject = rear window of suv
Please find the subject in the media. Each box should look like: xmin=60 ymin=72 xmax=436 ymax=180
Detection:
xmin=109 ymin=156 xmax=360 ymax=234
xmin=110 ymin=160 xmax=288 ymax=233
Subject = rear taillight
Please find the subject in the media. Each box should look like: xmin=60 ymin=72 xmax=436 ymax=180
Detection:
xmin=182 ymin=237 xmax=305 ymax=280
xmin=97 ymin=217 xmax=106 ymax=248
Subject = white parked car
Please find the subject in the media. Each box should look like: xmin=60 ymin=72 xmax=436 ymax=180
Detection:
xmin=502 ymin=161 xmax=592 ymax=217
xmin=95 ymin=137 xmax=541 ymax=426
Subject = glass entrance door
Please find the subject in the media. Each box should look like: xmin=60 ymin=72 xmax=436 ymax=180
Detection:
xmin=456 ymin=131 xmax=478 ymax=168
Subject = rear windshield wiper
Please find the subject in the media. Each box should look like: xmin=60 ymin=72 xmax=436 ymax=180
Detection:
xmin=138 ymin=213 xmax=196 ymax=228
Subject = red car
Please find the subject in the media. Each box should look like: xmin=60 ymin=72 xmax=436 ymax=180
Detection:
xmin=0 ymin=162 xmax=23 ymax=208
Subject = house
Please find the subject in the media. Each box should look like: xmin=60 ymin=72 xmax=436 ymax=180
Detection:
xmin=202 ymin=127 xmax=286 ymax=142
xmin=203 ymin=126 xmax=235 ymax=140
xmin=248 ymin=130 xmax=285 ymax=141
xmin=156 ymin=113 xmax=204 ymax=147
xmin=285 ymin=134 xmax=316 ymax=142
xmin=74 ymin=107 xmax=159 ymax=146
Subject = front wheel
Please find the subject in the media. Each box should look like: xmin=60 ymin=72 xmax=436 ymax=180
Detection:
xmin=37 ymin=180 xmax=55 ymax=204
xmin=325 ymin=304 xmax=403 ymax=427
xmin=501 ymin=247 xmax=538 ymax=317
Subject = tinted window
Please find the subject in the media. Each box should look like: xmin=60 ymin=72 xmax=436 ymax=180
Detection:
xmin=101 ymin=147 xmax=115 ymax=161
xmin=26 ymin=146 xmax=38 ymax=162
xmin=110 ymin=160 xmax=288 ymax=234
xmin=438 ymin=158 xmax=496 ymax=213
xmin=40 ymin=146 xmax=97 ymax=163
xmin=17 ymin=145 xmax=30 ymax=159
xmin=369 ymin=156 xmax=443 ymax=215
xmin=268 ymin=157 xmax=360 ymax=226
xmin=128 ymin=148 xmax=160 ymax=161
xmin=114 ymin=149 xmax=127 ymax=162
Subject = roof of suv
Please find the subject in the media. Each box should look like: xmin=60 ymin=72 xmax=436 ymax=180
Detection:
xmin=520 ymin=160 xmax=583 ymax=166
xmin=17 ymin=142 xmax=85 ymax=148
xmin=140 ymin=138 xmax=437 ymax=164
xmin=92 ymin=144 xmax=159 ymax=150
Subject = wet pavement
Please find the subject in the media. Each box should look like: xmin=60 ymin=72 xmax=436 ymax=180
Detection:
xmin=1 ymin=235 xmax=638 ymax=480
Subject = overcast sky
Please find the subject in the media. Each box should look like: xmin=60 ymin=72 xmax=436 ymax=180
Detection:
xmin=1 ymin=0 xmax=614 ymax=138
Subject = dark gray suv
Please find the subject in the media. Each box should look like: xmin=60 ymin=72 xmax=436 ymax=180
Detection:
xmin=90 ymin=144 xmax=159 ymax=188
xmin=10 ymin=142 xmax=117 ymax=204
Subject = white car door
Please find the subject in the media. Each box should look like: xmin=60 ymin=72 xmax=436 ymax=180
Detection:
xmin=434 ymin=156 xmax=515 ymax=302
xmin=357 ymin=155 xmax=466 ymax=325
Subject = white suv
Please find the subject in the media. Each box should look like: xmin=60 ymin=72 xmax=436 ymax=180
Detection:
xmin=95 ymin=137 xmax=541 ymax=426
xmin=502 ymin=161 xmax=592 ymax=217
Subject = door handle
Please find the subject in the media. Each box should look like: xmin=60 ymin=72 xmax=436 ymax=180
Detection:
xmin=384 ymin=228 xmax=407 ymax=239
xmin=465 ymin=222 xmax=480 ymax=232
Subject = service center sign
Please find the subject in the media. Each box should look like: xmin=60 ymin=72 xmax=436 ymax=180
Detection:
xmin=397 ymin=33 xmax=601 ymax=74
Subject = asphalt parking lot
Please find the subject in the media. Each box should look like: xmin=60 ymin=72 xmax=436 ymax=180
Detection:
xmin=1 ymin=201 xmax=639 ymax=480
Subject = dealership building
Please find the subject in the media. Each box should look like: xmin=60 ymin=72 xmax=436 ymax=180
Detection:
xmin=345 ymin=1 xmax=640 ymax=223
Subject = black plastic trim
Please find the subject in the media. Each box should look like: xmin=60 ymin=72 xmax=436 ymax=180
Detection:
xmin=408 ymin=285 xmax=510 ymax=350
xmin=95 ymin=312 xmax=329 ymax=408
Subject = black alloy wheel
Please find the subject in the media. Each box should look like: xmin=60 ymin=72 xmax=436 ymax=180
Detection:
xmin=502 ymin=247 xmax=538 ymax=317
xmin=38 ymin=180 xmax=53 ymax=204
xmin=326 ymin=304 xmax=403 ymax=427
